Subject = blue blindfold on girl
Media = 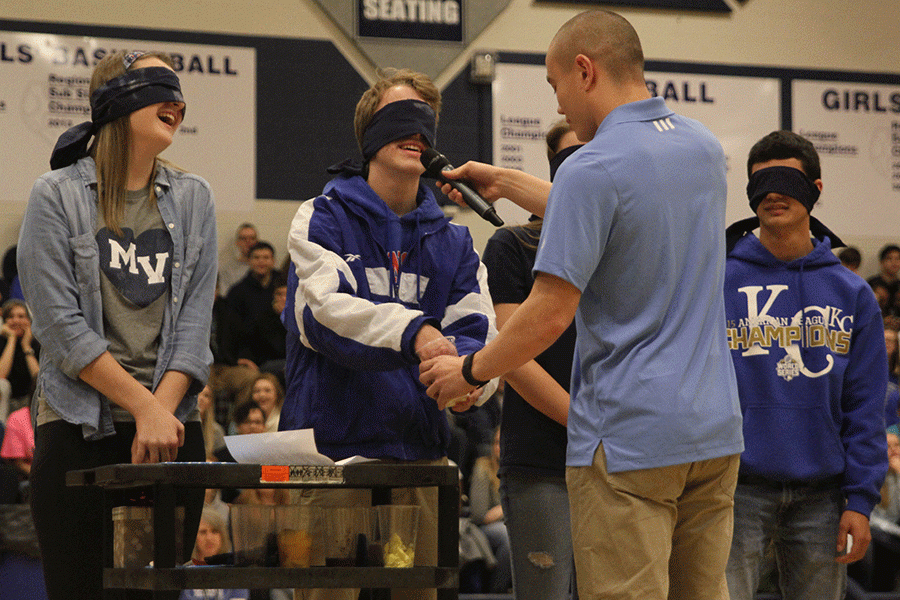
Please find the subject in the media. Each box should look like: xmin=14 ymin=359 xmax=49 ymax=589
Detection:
xmin=50 ymin=66 xmax=184 ymax=170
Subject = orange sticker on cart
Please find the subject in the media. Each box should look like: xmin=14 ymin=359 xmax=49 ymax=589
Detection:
xmin=260 ymin=465 xmax=290 ymax=482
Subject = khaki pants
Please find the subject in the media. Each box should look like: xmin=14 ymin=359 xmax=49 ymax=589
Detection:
xmin=566 ymin=444 xmax=739 ymax=600
xmin=293 ymin=458 xmax=445 ymax=600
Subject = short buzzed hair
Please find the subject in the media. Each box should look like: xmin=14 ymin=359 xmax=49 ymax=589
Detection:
xmin=549 ymin=10 xmax=644 ymax=85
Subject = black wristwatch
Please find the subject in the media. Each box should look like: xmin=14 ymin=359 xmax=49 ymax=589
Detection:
xmin=462 ymin=352 xmax=490 ymax=389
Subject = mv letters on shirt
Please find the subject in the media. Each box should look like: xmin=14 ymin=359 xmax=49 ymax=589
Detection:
xmin=97 ymin=227 xmax=173 ymax=308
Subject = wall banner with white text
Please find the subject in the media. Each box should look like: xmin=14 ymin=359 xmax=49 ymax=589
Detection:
xmin=0 ymin=31 xmax=255 ymax=211
xmin=792 ymin=79 xmax=900 ymax=238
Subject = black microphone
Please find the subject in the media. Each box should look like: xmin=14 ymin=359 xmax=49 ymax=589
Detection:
xmin=420 ymin=148 xmax=504 ymax=226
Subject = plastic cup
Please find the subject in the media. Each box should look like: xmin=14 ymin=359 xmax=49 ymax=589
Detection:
xmin=274 ymin=505 xmax=321 ymax=567
xmin=324 ymin=507 xmax=376 ymax=567
xmin=230 ymin=504 xmax=275 ymax=566
xmin=377 ymin=505 xmax=419 ymax=568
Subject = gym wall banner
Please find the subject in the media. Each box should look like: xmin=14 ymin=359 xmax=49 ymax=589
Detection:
xmin=792 ymin=79 xmax=900 ymax=238
xmin=0 ymin=31 xmax=255 ymax=212
xmin=491 ymin=57 xmax=780 ymax=227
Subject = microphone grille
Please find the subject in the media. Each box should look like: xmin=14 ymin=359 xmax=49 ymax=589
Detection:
xmin=420 ymin=147 xmax=445 ymax=177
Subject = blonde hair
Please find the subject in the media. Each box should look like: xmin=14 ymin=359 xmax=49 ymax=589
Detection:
xmin=88 ymin=50 xmax=177 ymax=235
xmin=192 ymin=507 xmax=231 ymax=560
xmin=353 ymin=68 xmax=441 ymax=152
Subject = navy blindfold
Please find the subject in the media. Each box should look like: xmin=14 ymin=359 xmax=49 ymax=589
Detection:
xmin=746 ymin=165 xmax=820 ymax=214
xmin=361 ymin=99 xmax=436 ymax=161
xmin=728 ymin=165 xmax=842 ymax=254
xmin=50 ymin=66 xmax=184 ymax=170
xmin=548 ymin=144 xmax=583 ymax=182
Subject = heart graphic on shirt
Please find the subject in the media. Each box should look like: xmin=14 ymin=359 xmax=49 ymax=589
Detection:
xmin=96 ymin=227 xmax=173 ymax=308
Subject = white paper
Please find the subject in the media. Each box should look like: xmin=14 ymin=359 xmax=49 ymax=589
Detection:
xmin=224 ymin=429 xmax=334 ymax=465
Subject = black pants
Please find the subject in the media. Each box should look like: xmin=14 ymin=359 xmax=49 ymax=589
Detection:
xmin=30 ymin=419 xmax=205 ymax=600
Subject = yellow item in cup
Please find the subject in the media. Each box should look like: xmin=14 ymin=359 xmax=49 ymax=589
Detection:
xmin=278 ymin=528 xmax=312 ymax=567
xmin=383 ymin=532 xmax=415 ymax=568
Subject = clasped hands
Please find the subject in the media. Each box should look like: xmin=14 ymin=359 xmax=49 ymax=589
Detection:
xmin=415 ymin=329 xmax=482 ymax=411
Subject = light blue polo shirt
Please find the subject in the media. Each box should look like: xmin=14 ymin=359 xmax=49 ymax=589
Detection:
xmin=535 ymin=97 xmax=743 ymax=473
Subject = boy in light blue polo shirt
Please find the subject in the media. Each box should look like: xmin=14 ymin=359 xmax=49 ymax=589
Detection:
xmin=539 ymin=96 xmax=743 ymax=475
xmin=419 ymin=10 xmax=743 ymax=600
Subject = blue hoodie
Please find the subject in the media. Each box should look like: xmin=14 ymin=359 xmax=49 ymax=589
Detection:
xmin=725 ymin=233 xmax=888 ymax=516
xmin=280 ymin=172 xmax=497 ymax=461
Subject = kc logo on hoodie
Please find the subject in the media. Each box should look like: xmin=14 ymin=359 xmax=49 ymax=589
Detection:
xmin=726 ymin=284 xmax=852 ymax=380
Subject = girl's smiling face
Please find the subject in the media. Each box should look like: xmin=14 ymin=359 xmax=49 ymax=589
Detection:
xmin=4 ymin=305 xmax=30 ymax=338
xmin=252 ymin=378 xmax=278 ymax=416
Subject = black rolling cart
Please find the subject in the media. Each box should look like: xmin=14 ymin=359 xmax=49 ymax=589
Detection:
xmin=66 ymin=462 xmax=459 ymax=599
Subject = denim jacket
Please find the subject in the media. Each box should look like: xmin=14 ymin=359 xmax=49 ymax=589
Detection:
xmin=17 ymin=157 xmax=217 ymax=440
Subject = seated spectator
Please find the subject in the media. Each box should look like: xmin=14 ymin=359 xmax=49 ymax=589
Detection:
xmin=189 ymin=506 xmax=234 ymax=563
xmin=468 ymin=427 xmax=511 ymax=594
xmin=880 ymin=426 xmax=900 ymax=523
xmin=888 ymin=326 xmax=899 ymax=385
xmin=854 ymin=426 xmax=900 ymax=593
xmin=0 ymin=404 xmax=32 ymax=503
xmin=869 ymin=244 xmax=900 ymax=318
xmin=215 ymin=400 xmax=267 ymax=503
xmin=886 ymin=327 xmax=900 ymax=429
xmin=226 ymin=396 xmax=288 ymax=506
xmin=247 ymin=373 xmax=284 ymax=433
xmin=0 ymin=405 xmax=33 ymax=479
xmin=220 ymin=400 xmax=267 ymax=453
xmin=0 ymin=420 xmax=18 ymax=503
xmin=181 ymin=507 xmax=250 ymax=600
xmin=237 ymin=277 xmax=287 ymax=387
xmin=0 ymin=299 xmax=39 ymax=420
xmin=838 ymin=246 xmax=862 ymax=274
xmin=218 ymin=223 xmax=258 ymax=297
xmin=226 ymin=241 xmax=281 ymax=336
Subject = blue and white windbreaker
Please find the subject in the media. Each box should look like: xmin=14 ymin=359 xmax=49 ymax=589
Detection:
xmin=280 ymin=172 xmax=497 ymax=461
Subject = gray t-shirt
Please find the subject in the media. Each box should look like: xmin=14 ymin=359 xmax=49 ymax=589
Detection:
xmin=97 ymin=187 xmax=172 ymax=389
xmin=97 ymin=187 xmax=172 ymax=421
